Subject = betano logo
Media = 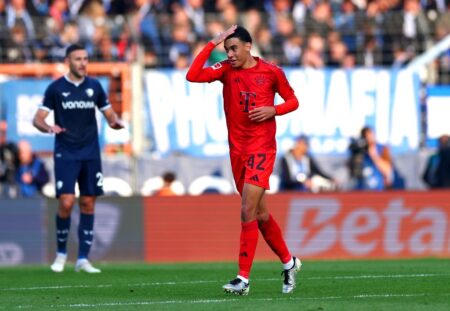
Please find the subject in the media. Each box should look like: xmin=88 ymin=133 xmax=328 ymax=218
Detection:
xmin=285 ymin=198 xmax=449 ymax=258
xmin=62 ymin=101 xmax=95 ymax=109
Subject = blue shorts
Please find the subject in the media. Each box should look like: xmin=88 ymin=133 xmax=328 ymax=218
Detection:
xmin=54 ymin=157 xmax=104 ymax=197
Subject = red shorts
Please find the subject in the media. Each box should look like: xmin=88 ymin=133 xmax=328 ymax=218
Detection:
xmin=230 ymin=151 xmax=276 ymax=195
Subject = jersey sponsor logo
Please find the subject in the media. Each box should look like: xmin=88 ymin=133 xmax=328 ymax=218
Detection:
xmin=62 ymin=101 xmax=95 ymax=109
xmin=62 ymin=92 xmax=70 ymax=97
xmin=211 ymin=62 xmax=223 ymax=70
xmin=86 ymin=88 xmax=94 ymax=97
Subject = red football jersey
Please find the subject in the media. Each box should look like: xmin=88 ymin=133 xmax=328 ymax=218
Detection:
xmin=187 ymin=42 xmax=299 ymax=154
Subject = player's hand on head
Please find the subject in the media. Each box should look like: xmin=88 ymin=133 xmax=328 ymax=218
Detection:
xmin=249 ymin=106 xmax=276 ymax=122
xmin=211 ymin=24 xmax=238 ymax=46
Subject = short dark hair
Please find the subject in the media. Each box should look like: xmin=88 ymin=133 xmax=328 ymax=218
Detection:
xmin=225 ymin=26 xmax=252 ymax=44
xmin=162 ymin=171 xmax=176 ymax=183
xmin=65 ymin=43 xmax=86 ymax=57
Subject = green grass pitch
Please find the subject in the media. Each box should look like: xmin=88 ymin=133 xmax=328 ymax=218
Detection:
xmin=1 ymin=259 xmax=449 ymax=310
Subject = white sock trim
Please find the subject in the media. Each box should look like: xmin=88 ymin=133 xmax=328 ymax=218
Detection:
xmin=283 ymin=257 xmax=294 ymax=270
xmin=237 ymin=275 xmax=249 ymax=284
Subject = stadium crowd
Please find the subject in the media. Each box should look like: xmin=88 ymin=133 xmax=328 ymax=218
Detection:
xmin=0 ymin=0 xmax=449 ymax=83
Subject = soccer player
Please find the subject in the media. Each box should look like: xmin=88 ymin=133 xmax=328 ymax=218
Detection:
xmin=33 ymin=43 xmax=124 ymax=273
xmin=186 ymin=25 xmax=301 ymax=295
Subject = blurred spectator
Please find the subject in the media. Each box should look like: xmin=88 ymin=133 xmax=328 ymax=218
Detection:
xmin=279 ymin=135 xmax=336 ymax=192
xmin=434 ymin=1 xmax=450 ymax=84
xmin=168 ymin=23 xmax=192 ymax=67
xmin=304 ymin=1 xmax=334 ymax=39
xmin=3 ymin=21 xmax=34 ymax=63
xmin=132 ymin=0 xmax=170 ymax=66
xmin=348 ymin=126 xmax=405 ymax=191
xmin=254 ymin=25 xmax=277 ymax=62
xmin=48 ymin=21 xmax=79 ymax=61
xmin=183 ymin=0 xmax=205 ymax=36
xmin=327 ymin=39 xmax=349 ymax=67
xmin=381 ymin=0 xmax=431 ymax=65
xmin=154 ymin=171 xmax=178 ymax=196
xmin=334 ymin=0 xmax=361 ymax=53
xmin=15 ymin=140 xmax=49 ymax=197
xmin=292 ymin=0 xmax=317 ymax=32
xmin=272 ymin=14 xmax=302 ymax=66
xmin=225 ymin=2 xmax=241 ymax=26
xmin=301 ymin=32 xmax=325 ymax=68
xmin=6 ymin=0 xmax=36 ymax=40
xmin=0 ymin=121 xmax=19 ymax=198
xmin=356 ymin=34 xmax=383 ymax=67
xmin=422 ymin=134 xmax=450 ymax=188
xmin=49 ymin=0 xmax=70 ymax=33
xmin=435 ymin=135 xmax=450 ymax=188
xmin=241 ymin=8 xmax=263 ymax=37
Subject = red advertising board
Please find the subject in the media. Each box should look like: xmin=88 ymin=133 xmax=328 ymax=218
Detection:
xmin=143 ymin=191 xmax=450 ymax=262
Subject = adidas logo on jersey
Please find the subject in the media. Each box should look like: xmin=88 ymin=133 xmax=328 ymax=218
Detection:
xmin=249 ymin=175 xmax=259 ymax=182
xmin=62 ymin=92 xmax=70 ymax=97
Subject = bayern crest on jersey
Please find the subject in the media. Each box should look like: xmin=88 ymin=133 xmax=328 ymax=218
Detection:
xmin=86 ymin=88 xmax=94 ymax=97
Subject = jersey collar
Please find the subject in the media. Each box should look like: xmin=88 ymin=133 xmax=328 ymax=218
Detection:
xmin=64 ymin=74 xmax=85 ymax=87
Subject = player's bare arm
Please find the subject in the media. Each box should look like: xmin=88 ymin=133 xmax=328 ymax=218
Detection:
xmin=33 ymin=109 xmax=66 ymax=134
xmin=249 ymin=106 xmax=276 ymax=122
xmin=103 ymin=107 xmax=124 ymax=130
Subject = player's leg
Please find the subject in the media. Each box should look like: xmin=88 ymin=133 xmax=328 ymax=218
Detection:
xmin=223 ymin=183 xmax=264 ymax=295
xmin=257 ymin=197 xmax=302 ymax=293
xmin=74 ymin=159 xmax=103 ymax=273
xmin=51 ymin=158 xmax=80 ymax=272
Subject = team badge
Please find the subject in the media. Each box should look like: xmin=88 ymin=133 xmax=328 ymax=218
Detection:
xmin=211 ymin=62 xmax=222 ymax=70
xmin=57 ymin=181 xmax=63 ymax=189
xmin=255 ymin=75 xmax=267 ymax=85
xmin=86 ymin=88 xmax=94 ymax=97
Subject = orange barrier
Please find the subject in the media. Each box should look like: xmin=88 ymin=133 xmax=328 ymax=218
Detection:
xmin=143 ymin=191 xmax=450 ymax=262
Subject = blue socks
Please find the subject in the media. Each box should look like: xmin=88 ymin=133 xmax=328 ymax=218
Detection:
xmin=56 ymin=215 xmax=71 ymax=254
xmin=77 ymin=213 xmax=94 ymax=259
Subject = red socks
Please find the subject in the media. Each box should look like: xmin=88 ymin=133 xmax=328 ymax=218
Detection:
xmin=259 ymin=214 xmax=292 ymax=264
xmin=238 ymin=220 xmax=259 ymax=279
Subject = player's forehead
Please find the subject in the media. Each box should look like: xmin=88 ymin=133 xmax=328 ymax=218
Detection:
xmin=224 ymin=38 xmax=246 ymax=49
xmin=68 ymin=49 xmax=88 ymax=59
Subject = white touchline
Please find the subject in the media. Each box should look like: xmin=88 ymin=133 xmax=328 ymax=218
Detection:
xmin=17 ymin=293 xmax=445 ymax=309
xmin=1 ymin=273 xmax=448 ymax=292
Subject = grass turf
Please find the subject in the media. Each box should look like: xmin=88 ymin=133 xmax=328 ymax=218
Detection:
xmin=0 ymin=258 xmax=449 ymax=310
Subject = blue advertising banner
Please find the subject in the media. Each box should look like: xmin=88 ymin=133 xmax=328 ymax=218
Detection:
xmin=425 ymin=86 xmax=450 ymax=148
xmin=1 ymin=78 xmax=110 ymax=152
xmin=144 ymin=69 xmax=421 ymax=156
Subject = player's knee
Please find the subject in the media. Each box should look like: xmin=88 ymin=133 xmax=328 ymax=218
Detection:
xmin=58 ymin=198 xmax=74 ymax=217
xmin=79 ymin=197 xmax=95 ymax=214
xmin=241 ymin=204 xmax=257 ymax=222
xmin=256 ymin=210 xmax=269 ymax=223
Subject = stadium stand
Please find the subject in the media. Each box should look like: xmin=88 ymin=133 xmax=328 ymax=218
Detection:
xmin=0 ymin=0 xmax=447 ymax=80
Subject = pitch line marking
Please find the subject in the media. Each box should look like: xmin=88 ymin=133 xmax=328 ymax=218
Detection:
xmin=1 ymin=273 xmax=448 ymax=292
xmin=21 ymin=293 xmax=447 ymax=309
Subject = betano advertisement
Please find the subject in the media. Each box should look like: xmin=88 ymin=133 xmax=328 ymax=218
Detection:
xmin=144 ymin=69 xmax=420 ymax=156
xmin=143 ymin=192 xmax=450 ymax=262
